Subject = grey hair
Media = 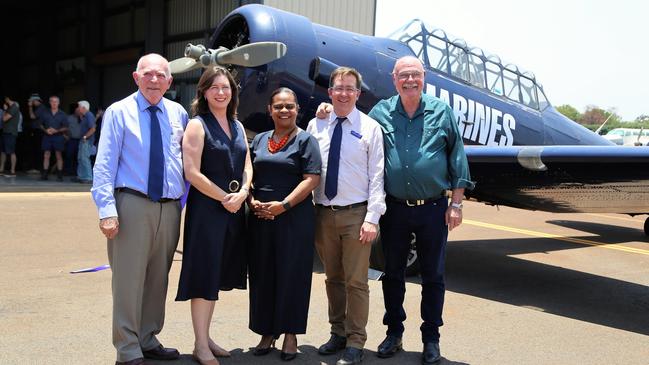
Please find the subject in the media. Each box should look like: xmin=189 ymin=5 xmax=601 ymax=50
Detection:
xmin=135 ymin=53 xmax=171 ymax=78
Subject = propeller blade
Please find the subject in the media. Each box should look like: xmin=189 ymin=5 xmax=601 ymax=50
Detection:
xmin=169 ymin=57 xmax=201 ymax=74
xmin=216 ymin=42 xmax=287 ymax=67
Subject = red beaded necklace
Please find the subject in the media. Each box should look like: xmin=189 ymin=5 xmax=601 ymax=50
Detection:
xmin=267 ymin=127 xmax=297 ymax=153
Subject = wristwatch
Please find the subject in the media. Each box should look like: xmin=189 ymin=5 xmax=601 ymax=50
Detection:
xmin=450 ymin=202 xmax=463 ymax=210
xmin=282 ymin=200 xmax=291 ymax=210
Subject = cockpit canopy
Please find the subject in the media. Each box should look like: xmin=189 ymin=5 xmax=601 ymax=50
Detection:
xmin=389 ymin=19 xmax=550 ymax=111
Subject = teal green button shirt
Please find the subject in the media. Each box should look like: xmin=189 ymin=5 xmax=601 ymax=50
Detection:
xmin=369 ymin=93 xmax=474 ymax=200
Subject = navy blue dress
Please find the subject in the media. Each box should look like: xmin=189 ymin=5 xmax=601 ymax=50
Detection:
xmin=248 ymin=130 xmax=322 ymax=336
xmin=176 ymin=113 xmax=247 ymax=301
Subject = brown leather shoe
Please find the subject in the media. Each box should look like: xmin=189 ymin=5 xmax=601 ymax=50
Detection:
xmin=142 ymin=345 xmax=180 ymax=360
xmin=115 ymin=358 xmax=145 ymax=365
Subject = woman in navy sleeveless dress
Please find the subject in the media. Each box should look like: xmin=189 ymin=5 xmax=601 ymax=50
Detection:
xmin=175 ymin=67 xmax=252 ymax=365
xmin=247 ymin=88 xmax=321 ymax=361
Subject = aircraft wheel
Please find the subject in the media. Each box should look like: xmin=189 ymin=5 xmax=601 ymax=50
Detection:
xmin=370 ymin=233 xmax=420 ymax=277
xmin=644 ymin=217 xmax=649 ymax=236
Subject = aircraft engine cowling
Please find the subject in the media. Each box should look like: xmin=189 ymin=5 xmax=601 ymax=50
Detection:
xmin=210 ymin=5 xmax=319 ymax=133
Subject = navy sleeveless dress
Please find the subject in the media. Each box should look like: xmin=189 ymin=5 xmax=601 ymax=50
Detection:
xmin=247 ymin=130 xmax=322 ymax=336
xmin=176 ymin=113 xmax=247 ymax=301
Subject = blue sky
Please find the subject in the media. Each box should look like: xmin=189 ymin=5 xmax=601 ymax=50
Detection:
xmin=375 ymin=0 xmax=649 ymax=121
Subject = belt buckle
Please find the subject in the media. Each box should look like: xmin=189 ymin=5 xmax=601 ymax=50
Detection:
xmin=406 ymin=199 xmax=415 ymax=207
xmin=330 ymin=205 xmax=339 ymax=211
xmin=228 ymin=180 xmax=240 ymax=193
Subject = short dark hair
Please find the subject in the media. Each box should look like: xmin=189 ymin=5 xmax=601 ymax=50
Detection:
xmin=329 ymin=66 xmax=362 ymax=89
xmin=268 ymin=87 xmax=298 ymax=107
xmin=190 ymin=66 xmax=239 ymax=120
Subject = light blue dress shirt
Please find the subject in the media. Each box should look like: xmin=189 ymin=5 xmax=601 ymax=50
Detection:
xmin=91 ymin=91 xmax=188 ymax=218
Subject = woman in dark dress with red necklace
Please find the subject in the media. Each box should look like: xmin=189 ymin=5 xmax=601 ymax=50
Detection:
xmin=247 ymin=87 xmax=322 ymax=361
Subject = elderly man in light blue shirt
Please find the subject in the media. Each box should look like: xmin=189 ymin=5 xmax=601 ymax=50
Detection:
xmin=91 ymin=53 xmax=188 ymax=365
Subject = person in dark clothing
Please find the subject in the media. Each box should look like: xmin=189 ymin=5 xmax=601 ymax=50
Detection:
xmin=247 ymin=87 xmax=321 ymax=362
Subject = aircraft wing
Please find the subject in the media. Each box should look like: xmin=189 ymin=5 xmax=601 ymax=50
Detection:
xmin=464 ymin=145 xmax=649 ymax=214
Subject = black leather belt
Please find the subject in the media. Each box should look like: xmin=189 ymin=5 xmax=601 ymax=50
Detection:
xmin=316 ymin=201 xmax=368 ymax=211
xmin=386 ymin=194 xmax=443 ymax=206
xmin=115 ymin=187 xmax=179 ymax=203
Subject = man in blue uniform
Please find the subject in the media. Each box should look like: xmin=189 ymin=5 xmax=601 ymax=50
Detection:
xmin=37 ymin=96 xmax=68 ymax=181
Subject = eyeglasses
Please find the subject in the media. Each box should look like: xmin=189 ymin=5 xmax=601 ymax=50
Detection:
xmin=395 ymin=71 xmax=424 ymax=80
xmin=271 ymin=103 xmax=297 ymax=111
xmin=330 ymin=86 xmax=359 ymax=94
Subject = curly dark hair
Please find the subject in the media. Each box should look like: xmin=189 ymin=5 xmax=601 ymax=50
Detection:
xmin=190 ymin=66 xmax=239 ymax=120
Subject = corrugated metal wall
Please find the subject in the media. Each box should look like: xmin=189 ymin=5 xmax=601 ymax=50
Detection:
xmin=6 ymin=0 xmax=376 ymax=116
xmin=265 ymin=0 xmax=375 ymax=35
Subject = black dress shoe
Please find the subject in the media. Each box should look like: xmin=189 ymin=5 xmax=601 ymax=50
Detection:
xmin=336 ymin=347 xmax=364 ymax=365
xmin=142 ymin=345 xmax=180 ymax=360
xmin=422 ymin=342 xmax=441 ymax=364
xmin=253 ymin=338 xmax=276 ymax=356
xmin=280 ymin=351 xmax=297 ymax=361
xmin=318 ymin=333 xmax=347 ymax=355
xmin=377 ymin=335 xmax=402 ymax=358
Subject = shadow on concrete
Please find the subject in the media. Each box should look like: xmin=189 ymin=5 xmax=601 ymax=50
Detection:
xmin=151 ymin=345 xmax=470 ymax=364
xmin=436 ymin=235 xmax=649 ymax=336
xmin=0 ymin=172 xmax=91 ymax=192
xmin=547 ymin=219 xmax=647 ymax=242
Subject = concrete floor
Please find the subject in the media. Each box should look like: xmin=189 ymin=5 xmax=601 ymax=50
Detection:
xmin=0 ymin=182 xmax=648 ymax=364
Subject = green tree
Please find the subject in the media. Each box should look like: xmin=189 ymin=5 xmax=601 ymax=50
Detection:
xmin=635 ymin=114 xmax=649 ymax=123
xmin=578 ymin=105 xmax=621 ymax=126
xmin=556 ymin=104 xmax=581 ymax=121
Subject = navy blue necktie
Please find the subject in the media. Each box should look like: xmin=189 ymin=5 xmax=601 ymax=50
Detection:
xmin=325 ymin=117 xmax=345 ymax=200
xmin=147 ymin=105 xmax=164 ymax=202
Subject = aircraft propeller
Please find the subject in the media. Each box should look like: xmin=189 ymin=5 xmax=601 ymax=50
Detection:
xmin=169 ymin=42 xmax=287 ymax=74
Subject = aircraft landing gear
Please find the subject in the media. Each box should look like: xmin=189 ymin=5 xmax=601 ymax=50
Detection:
xmin=644 ymin=217 xmax=649 ymax=236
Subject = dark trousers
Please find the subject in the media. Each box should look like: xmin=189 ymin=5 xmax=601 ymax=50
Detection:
xmin=380 ymin=197 xmax=448 ymax=343
xmin=65 ymin=138 xmax=80 ymax=174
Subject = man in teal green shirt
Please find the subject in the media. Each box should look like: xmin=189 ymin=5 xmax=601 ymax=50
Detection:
xmin=370 ymin=56 xmax=473 ymax=365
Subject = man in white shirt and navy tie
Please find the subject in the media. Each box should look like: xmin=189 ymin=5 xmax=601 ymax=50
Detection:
xmin=307 ymin=66 xmax=386 ymax=365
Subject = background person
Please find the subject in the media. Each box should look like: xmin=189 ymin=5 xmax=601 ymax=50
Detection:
xmin=37 ymin=95 xmax=68 ymax=181
xmin=247 ymin=87 xmax=321 ymax=362
xmin=175 ymin=66 xmax=252 ymax=365
xmin=26 ymin=93 xmax=46 ymax=173
xmin=76 ymin=100 xmax=95 ymax=183
xmin=65 ymin=103 xmax=81 ymax=176
xmin=1 ymin=96 xmax=20 ymax=176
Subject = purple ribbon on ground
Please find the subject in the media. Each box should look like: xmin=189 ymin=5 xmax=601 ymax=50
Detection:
xmin=70 ymin=264 xmax=110 ymax=274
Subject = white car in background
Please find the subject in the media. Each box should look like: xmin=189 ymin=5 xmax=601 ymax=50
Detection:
xmin=603 ymin=128 xmax=649 ymax=146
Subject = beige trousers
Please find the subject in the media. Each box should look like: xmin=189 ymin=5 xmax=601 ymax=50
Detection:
xmin=107 ymin=191 xmax=181 ymax=362
xmin=315 ymin=205 xmax=371 ymax=349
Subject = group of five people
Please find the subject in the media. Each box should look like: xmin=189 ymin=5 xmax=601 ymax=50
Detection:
xmin=91 ymin=52 xmax=472 ymax=365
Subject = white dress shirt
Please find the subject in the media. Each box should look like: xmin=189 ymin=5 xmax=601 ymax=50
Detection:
xmin=307 ymin=107 xmax=386 ymax=224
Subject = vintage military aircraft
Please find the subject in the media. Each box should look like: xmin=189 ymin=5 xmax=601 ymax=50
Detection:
xmin=169 ymin=4 xmax=649 ymax=272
